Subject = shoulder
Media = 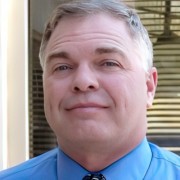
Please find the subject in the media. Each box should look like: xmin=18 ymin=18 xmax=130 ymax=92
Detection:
xmin=146 ymin=142 xmax=180 ymax=179
xmin=149 ymin=142 xmax=180 ymax=167
xmin=0 ymin=148 xmax=58 ymax=180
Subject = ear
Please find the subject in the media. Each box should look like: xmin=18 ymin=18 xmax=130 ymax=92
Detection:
xmin=146 ymin=67 xmax=158 ymax=108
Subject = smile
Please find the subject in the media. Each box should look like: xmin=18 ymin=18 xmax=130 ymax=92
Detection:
xmin=66 ymin=103 xmax=108 ymax=111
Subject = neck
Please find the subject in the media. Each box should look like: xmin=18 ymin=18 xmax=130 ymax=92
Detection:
xmin=58 ymin=137 xmax=144 ymax=172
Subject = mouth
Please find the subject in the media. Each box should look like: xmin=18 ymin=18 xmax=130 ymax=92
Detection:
xmin=66 ymin=103 xmax=108 ymax=111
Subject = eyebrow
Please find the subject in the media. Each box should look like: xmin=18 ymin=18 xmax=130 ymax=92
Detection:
xmin=95 ymin=47 xmax=127 ymax=59
xmin=47 ymin=51 xmax=70 ymax=61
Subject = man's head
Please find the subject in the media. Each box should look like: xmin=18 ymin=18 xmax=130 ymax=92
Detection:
xmin=41 ymin=0 xmax=157 ymax=171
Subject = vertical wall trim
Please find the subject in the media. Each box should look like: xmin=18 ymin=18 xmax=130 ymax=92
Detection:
xmin=0 ymin=0 xmax=29 ymax=170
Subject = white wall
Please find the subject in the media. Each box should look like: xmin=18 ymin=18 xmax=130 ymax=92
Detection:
xmin=0 ymin=0 xmax=29 ymax=170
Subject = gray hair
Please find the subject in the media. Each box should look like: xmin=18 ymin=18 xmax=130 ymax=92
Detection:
xmin=39 ymin=0 xmax=153 ymax=72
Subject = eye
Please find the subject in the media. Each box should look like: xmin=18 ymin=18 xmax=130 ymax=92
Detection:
xmin=101 ymin=59 xmax=121 ymax=68
xmin=103 ymin=61 xmax=119 ymax=67
xmin=54 ymin=64 xmax=72 ymax=71
xmin=99 ymin=59 xmax=123 ymax=72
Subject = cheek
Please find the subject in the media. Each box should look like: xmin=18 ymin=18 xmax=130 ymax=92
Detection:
xmin=43 ymin=78 xmax=64 ymax=112
xmin=44 ymin=77 xmax=68 ymax=97
xmin=101 ymin=75 xmax=131 ymax=98
xmin=102 ymin=73 xmax=147 ymax=108
xmin=43 ymin=79 xmax=65 ymax=128
xmin=100 ymin=76 xmax=130 ymax=119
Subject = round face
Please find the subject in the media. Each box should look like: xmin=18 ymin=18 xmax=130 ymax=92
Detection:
xmin=43 ymin=13 xmax=157 ymax=155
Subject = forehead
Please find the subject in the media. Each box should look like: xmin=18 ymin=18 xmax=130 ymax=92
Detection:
xmin=45 ymin=13 xmax=136 ymax=60
xmin=48 ymin=13 xmax=132 ymax=42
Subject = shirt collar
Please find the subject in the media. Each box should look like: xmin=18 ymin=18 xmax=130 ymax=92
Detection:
xmin=101 ymin=138 xmax=152 ymax=179
xmin=57 ymin=148 xmax=89 ymax=179
xmin=57 ymin=138 xmax=152 ymax=180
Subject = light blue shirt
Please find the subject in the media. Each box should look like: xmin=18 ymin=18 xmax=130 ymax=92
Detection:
xmin=0 ymin=138 xmax=180 ymax=179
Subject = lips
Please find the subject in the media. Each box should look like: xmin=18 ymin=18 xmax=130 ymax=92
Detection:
xmin=65 ymin=103 xmax=108 ymax=111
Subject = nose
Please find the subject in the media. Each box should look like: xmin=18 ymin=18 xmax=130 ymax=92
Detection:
xmin=71 ymin=65 xmax=99 ymax=92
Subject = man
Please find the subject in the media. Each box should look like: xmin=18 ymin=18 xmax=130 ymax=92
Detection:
xmin=0 ymin=0 xmax=180 ymax=179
